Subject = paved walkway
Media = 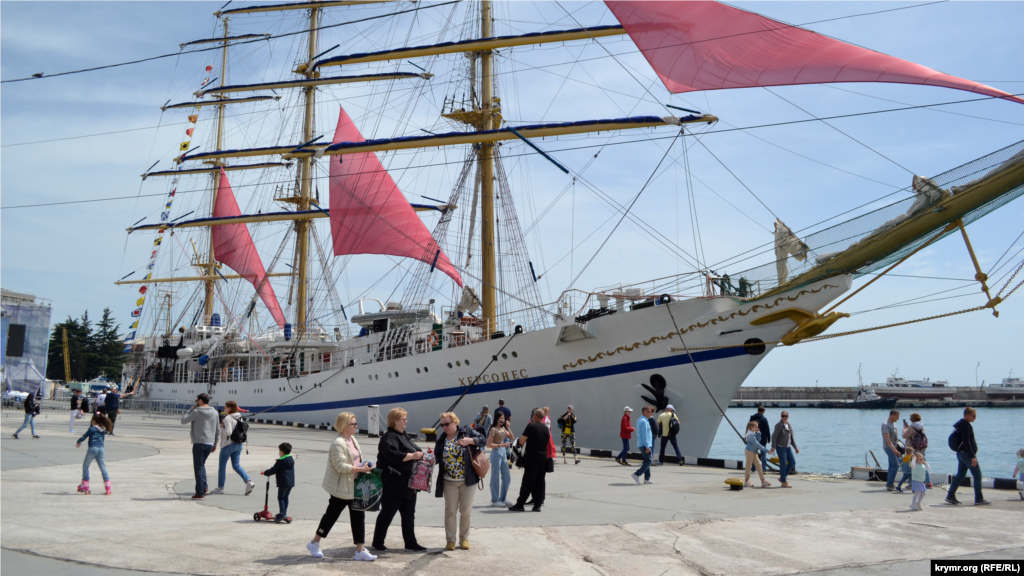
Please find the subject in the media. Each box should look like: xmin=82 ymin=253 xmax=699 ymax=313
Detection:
xmin=2 ymin=412 xmax=1021 ymax=575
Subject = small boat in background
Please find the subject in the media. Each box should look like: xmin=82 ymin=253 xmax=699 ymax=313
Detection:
xmin=818 ymin=365 xmax=898 ymax=409
xmin=985 ymin=371 xmax=1024 ymax=399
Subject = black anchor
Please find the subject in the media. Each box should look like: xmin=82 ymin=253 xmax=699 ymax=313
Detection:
xmin=640 ymin=374 xmax=669 ymax=412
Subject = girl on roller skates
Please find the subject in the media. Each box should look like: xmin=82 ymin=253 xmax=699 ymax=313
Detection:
xmin=76 ymin=413 xmax=113 ymax=495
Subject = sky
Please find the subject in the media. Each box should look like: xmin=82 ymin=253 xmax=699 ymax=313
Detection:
xmin=2 ymin=1 xmax=1023 ymax=388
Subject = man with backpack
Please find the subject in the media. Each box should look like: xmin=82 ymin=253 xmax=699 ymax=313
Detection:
xmin=946 ymin=407 xmax=989 ymax=506
xmin=657 ymin=405 xmax=683 ymax=466
xmin=211 ymin=400 xmax=255 ymax=496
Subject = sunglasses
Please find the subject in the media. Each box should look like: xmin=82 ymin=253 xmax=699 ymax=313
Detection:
xmin=781 ymin=415 xmax=789 ymax=418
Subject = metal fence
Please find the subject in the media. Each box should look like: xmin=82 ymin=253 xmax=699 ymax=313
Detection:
xmin=2 ymin=396 xmax=192 ymax=418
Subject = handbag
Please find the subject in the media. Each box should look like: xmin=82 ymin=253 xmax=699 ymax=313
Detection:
xmin=510 ymin=441 xmax=525 ymax=469
xmin=471 ymin=448 xmax=490 ymax=489
xmin=352 ymin=468 xmax=383 ymax=512
xmin=408 ymin=450 xmax=435 ymax=492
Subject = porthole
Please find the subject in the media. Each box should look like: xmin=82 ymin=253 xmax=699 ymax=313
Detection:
xmin=512 ymin=351 xmax=518 ymax=358
xmin=464 ymin=359 xmax=470 ymax=366
xmin=375 ymin=374 xmax=379 ymax=380
xmin=395 ymin=371 xmax=399 ymax=377
xmin=448 ymin=362 xmax=453 ymax=369
xmin=456 ymin=361 xmax=461 ymax=367
xmin=368 ymin=376 xmax=372 ymax=381
xmin=388 ymin=372 xmax=392 ymax=378
xmin=424 ymin=367 xmax=429 ymax=373
xmin=502 ymin=353 xmax=507 ymax=360
xmin=416 ymin=368 xmax=421 ymax=374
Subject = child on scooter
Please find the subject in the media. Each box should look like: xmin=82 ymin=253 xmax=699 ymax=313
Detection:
xmin=262 ymin=442 xmax=295 ymax=523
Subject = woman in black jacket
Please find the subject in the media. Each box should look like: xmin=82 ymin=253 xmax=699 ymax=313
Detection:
xmin=371 ymin=408 xmax=426 ymax=552
xmin=434 ymin=412 xmax=485 ymax=550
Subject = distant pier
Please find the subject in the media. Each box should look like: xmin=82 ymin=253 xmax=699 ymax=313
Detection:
xmin=730 ymin=387 xmax=1024 ymax=408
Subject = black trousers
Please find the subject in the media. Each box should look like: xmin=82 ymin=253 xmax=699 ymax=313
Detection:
xmin=515 ymin=460 xmax=547 ymax=507
xmin=372 ymin=488 xmax=418 ymax=548
xmin=317 ymin=495 xmax=365 ymax=543
xmin=108 ymin=412 xmax=118 ymax=432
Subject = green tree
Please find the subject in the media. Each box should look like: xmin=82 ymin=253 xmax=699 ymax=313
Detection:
xmin=46 ymin=309 xmax=124 ymax=382
xmin=91 ymin=308 xmax=123 ymax=381
xmin=47 ymin=317 xmax=89 ymax=382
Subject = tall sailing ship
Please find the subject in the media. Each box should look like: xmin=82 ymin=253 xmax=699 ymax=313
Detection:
xmin=118 ymin=1 xmax=1024 ymax=456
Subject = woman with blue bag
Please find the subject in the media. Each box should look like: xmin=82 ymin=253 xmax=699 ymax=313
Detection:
xmin=306 ymin=412 xmax=377 ymax=562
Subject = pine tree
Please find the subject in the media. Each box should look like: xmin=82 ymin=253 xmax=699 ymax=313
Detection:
xmin=93 ymin=308 xmax=124 ymax=381
xmin=47 ymin=317 xmax=89 ymax=382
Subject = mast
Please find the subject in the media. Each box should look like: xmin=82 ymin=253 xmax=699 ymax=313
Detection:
xmin=295 ymin=6 xmax=319 ymax=334
xmin=479 ymin=0 xmax=496 ymax=337
xmin=204 ymin=18 xmax=230 ymax=324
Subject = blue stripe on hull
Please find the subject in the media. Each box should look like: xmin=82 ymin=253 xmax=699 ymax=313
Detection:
xmin=250 ymin=343 xmax=751 ymax=414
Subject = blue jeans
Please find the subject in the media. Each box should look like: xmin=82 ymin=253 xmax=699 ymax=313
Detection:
xmin=777 ymin=446 xmax=796 ymax=483
xmin=883 ymin=446 xmax=900 ymax=487
xmin=947 ymin=452 xmax=984 ymax=503
xmin=15 ymin=414 xmax=35 ymax=436
xmin=217 ymin=442 xmax=250 ymax=488
xmin=192 ymin=443 xmax=213 ymax=496
xmin=82 ymin=446 xmax=109 ymax=481
xmin=490 ymin=447 xmax=512 ymax=502
xmin=659 ymin=436 xmax=682 ymax=463
xmin=277 ymin=486 xmax=292 ymax=518
xmin=617 ymin=438 xmax=631 ymax=462
xmin=896 ymin=462 xmax=912 ymax=489
xmin=633 ymin=447 xmax=653 ymax=480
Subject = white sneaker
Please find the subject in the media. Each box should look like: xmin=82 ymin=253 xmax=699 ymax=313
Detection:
xmin=490 ymin=501 xmax=504 ymax=507
xmin=644 ymin=479 xmax=655 ymax=485
xmin=245 ymin=481 xmax=255 ymax=496
xmin=632 ymin=473 xmax=641 ymax=485
xmin=354 ymin=549 xmax=377 ymax=562
xmin=306 ymin=541 xmax=323 ymax=558
xmin=209 ymin=487 xmax=224 ymax=495
xmin=502 ymin=500 xmax=515 ymax=507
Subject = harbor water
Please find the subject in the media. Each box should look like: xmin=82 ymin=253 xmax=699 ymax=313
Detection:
xmin=708 ymin=406 xmax=1024 ymax=477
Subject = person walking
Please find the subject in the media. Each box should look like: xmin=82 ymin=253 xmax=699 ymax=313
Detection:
xmin=909 ymin=451 xmax=931 ymax=511
xmin=1012 ymin=448 xmax=1024 ymax=501
xmin=12 ymin=393 xmax=41 ymax=439
xmin=945 ymin=407 xmax=990 ymax=506
xmin=307 ymin=412 xmax=377 ymax=562
xmin=372 ymin=408 xmax=426 ymax=552
xmin=211 ymin=400 xmax=255 ymax=496
xmin=557 ymin=405 xmax=579 ymax=465
xmin=749 ymin=406 xmax=770 ymax=473
xmin=69 ymin=389 xmax=82 ymax=434
xmin=771 ymin=411 xmax=799 ymax=488
xmin=494 ymin=399 xmax=511 ymax=429
xmin=615 ymin=407 xmax=635 ymax=466
xmin=102 ymin=386 xmax=135 ymax=435
xmin=744 ymin=420 xmax=773 ymax=488
xmin=472 ymin=406 xmax=491 ymax=434
xmin=631 ymin=406 xmax=655 ymax=485
xmin=881 ymin=409 xmax=902 ymax=491
xmin=509 ymin=408 xmax=550 ymax=512
xmin=76 ymin=413 xmax=113 ymax=495
xmin=657 ymin=405 xmax=683 ymax=466
xmin=180 ymin=393 xmax=219 ymax=500
xmin=486 ymin=411 xmax=514 ymax=506
xmin=435 ymin=412 xmax=485 ymax=550
xmin=903 ymin=413 xmax=932 ymax=488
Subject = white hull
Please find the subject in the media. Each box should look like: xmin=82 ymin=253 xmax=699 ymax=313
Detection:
xmin=872 ymin=388 xmax=954 ymax=399
xmin=141 ymin=277 xmax=850 ymax=456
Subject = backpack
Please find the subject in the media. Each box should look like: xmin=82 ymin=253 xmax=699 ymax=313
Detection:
xmin=230 ymin=418 xmax=248 ymax=444
xmin=908 ymin=428 xmax=928 ymax=451
xmin=668 ymin=415 xmax=681 ymax=437
xmin=948 ymin=429 xmax=961 ymax=452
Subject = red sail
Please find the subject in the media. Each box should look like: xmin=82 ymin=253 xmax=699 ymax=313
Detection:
xmin=328 ymin=106 xmax=463 ymax=287
xmin=606 ymin=1 xmax=1024 ymax=104
xmin=212 ymin=169 xmax=287 ymax=327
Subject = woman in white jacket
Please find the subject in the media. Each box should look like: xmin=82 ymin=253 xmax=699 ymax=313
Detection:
xmin=306 ymin=412 xmax=376 ymax=562
xmin=211 ymin=401 xmax=255 ymax=495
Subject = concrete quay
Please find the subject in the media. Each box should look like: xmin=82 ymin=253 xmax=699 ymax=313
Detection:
xmin=2 ymin=412 xmax=1022 ymax=575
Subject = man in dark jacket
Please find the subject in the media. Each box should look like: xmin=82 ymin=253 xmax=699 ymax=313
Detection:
xmin=13 ymin=394 xmax=40 ymax=439
xmin=262 ymin=442 xmax=295 ymax=522
xmin=749 ymin=406 xmax=770 ymax=473
xmin=509 ymin=408 xmax=551 ymax=512
xmin=946 ymin=407 xmax=989 ymax=506
xmin=104 ymin=388 xmax=121 ymax=435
